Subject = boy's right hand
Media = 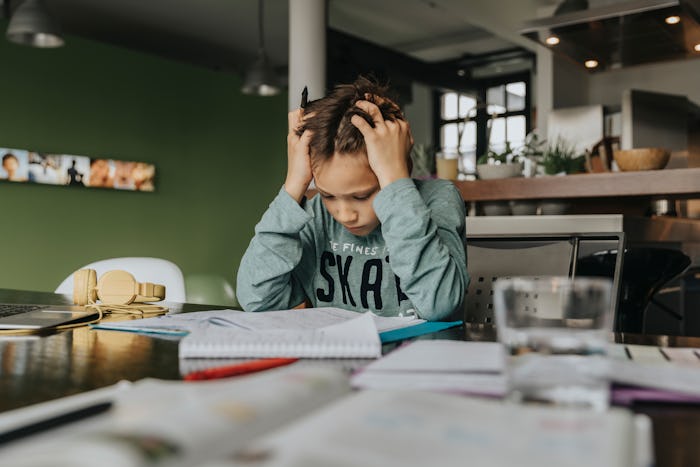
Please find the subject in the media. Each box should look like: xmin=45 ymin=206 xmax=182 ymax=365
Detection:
xmin=285 ymin=109 xmax=313 ymax=204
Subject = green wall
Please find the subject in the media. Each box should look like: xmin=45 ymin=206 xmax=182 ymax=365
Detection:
xmin=0 ymin=30 xmax=288 ymax=293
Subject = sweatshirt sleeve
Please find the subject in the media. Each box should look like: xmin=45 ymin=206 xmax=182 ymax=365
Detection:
xmin=373 ymin=178 xmax=468 ymax=321
xmin=236 ymin=187 xmax=314 ymax=312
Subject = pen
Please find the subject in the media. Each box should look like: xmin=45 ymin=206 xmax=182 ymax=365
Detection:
xmin=0 ymin=401 xmax=113 ymax=446
xmin=300 ymin=85 xmax=308 ymax=109
xmin=184 ymin=357 xmax=299 ymax=381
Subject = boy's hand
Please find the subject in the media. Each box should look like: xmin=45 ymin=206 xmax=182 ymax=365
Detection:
xmin=351 ymin=100 xmax=412 ymax=188
xmin=285 ymin=109 xmax=313 ymax=203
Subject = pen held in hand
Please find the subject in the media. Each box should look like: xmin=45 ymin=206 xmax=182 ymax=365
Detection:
xmin=184 ymin=357 xmax=300 ymax=381
xmin=300 ymin=86 xmax=308 ymax=109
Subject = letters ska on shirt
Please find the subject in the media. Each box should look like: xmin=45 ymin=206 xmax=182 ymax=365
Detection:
xmin=315 ymin=241 xmax=409 ymax=310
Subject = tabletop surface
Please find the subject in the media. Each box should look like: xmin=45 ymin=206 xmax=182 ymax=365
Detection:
xmin=1 ymin=289 xmax=700 ymax=467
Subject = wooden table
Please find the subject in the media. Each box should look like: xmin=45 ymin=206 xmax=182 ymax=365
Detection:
xmin=0 ymin=289 xmax=215 ymax=412
xmin=1 ymin=289 xmax=700 ymax=467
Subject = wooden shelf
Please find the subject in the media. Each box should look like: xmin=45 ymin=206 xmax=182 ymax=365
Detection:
xmin=453 ymin=168 xmax=700 ymax=202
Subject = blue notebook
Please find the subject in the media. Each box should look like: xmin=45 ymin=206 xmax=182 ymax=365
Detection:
xmin=379 ymin=320 xmax=463 ymax=344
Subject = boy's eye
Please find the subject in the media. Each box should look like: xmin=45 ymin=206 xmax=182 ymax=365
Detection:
xmin=320 ymin=193 xmax=334 ymax=200
xmin=353 ymin=195 xmax=370 ymax=201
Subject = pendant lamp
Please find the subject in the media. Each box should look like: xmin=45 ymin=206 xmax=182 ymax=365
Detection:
xmin=6 ymin=0 xmax=64 ymax=48
xmin=241 ymin=0 xmax=281 ymax=96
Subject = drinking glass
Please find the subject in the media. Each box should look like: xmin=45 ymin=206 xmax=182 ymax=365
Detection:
xmin=435 ymin=150 xmax=459 ymax=180
xmin=493 ymin=276 xmax=613 ymax=410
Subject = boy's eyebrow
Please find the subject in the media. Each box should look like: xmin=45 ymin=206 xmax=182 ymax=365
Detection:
xmin=316 ymin=185 xmax=379 ymax=197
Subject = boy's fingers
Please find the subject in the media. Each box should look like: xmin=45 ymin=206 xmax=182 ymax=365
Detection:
xmin=299 ymin=128 xmax=313 ymax=145
xmin=355 ymin=100 xmax=384 ymax=125
xmin=365 ymin=93 xmax=401 ymax=113
xmin=350 ymin=114 xmax=373 ymax=135
xmin=288 ymin=108 xmax=302 ymax=132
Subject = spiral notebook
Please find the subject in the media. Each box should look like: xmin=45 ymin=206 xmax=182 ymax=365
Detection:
xmin=179 ymin=311 xmax=383 ymax=359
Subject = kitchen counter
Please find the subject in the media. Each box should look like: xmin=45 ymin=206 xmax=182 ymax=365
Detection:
xmin=454 ymin=167 xmax=700 ymax=201
xmin=467 ymin=214 xmax=700 ymax=244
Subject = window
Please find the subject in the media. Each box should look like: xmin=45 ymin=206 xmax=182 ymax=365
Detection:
xmin=436 ymin=73 xmax=531 ymax=176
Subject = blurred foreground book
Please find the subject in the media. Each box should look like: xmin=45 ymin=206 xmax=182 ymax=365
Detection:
xmin=220 ymin=389 xmax=652 ymax=467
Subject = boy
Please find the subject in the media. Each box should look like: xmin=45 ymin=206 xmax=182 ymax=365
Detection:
xmin=237 ymin=77 xmax=468 ymax=321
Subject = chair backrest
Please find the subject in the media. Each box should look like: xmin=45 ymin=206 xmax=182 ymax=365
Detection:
xmin=465 ymin=238 xmax=575 ymax=324
xmin=54 ymin=257 xmax=187 ymax=303
xmin=185 ymin=273 xmax=239 ymax=308
xmin=464 ymin=233 xmax=625 ymax=327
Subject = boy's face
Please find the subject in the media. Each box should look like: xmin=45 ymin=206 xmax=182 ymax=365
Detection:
xmin=313 ymin=151 xmax=381 ymax=237
xmin=3 ymin=156 xmax=18 ymax=172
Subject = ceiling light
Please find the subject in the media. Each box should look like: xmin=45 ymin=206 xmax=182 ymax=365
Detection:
xmin=6 ymin=0 xmax=64 ymax=48
xmin=584 ymin=59 xmax=599 ymax=68
xmin=665 ymin=15 xmax=681 ymax=25
xmin=545 ymin=35 xmax=560 ymax=46
xmin=242 ymin=0 xmax=281 ymax=96
xmin=695 ymin=43 xmax=700 ymax=52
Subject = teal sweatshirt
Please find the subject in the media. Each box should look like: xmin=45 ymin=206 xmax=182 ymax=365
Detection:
xmin=236 ymin=178 xmax=469 ymax=321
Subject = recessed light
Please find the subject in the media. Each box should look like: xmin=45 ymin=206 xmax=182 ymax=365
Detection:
xmin=665 ymin=15 xmax=681 ymax=25
xmin=457 ymin=69 xmax=466 ymax=77
xmin=545 ymin=35 xmax=560 ymax=46
xmin=694 ymin=43 xmax=700 ymax=52
xmin=584 ymin=59 xmax=599 ymax=69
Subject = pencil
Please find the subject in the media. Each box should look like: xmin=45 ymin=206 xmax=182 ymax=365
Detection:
xmin=0 ymin=401 xmax=113 ymax=445
xmin=184 ymin=357 xmax=299 ymax=381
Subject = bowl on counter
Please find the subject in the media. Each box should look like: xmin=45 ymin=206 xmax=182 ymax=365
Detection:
xmin=476 ymin=162 xmax=523 ymax=180
xmin=613 ymin=147 xmax=670 ymax=171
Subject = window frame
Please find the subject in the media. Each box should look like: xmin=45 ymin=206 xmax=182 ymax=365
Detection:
xmin=433 ymin=71 xmax=532 ymax=171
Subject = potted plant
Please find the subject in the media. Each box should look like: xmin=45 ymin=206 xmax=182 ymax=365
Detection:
xmin=533 ymin=136 xmax=586 ymax=214
xmin=537 ymin=136 xmax=586 ymax=176
xmin=475 ymin=142 xmax=523 ymax=180
xmin=475 ymin=142 xmax=524 ymax=215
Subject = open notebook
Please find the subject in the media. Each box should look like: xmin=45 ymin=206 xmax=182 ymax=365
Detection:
xmin=93 ymin=307 xmax=433 ymax=359
xmin=180 ymin=312 xmax=383 ymax=358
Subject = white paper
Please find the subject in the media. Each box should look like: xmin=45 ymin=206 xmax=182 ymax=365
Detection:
xmin=362 ymin=340 xmax=503 ymax=372
xmin=179 ymin=312 xmax=382 ymax=359
xmin=93 ymin=307 xmax=423 ymax=335
xmin=351 ymin=371 xmax=506 ymax=396
xmin=351 ymin=340 xmax=505 ymax=396
xmin=0 ymin=367 xmax=351 ymax=467
xmin=604 ymin=344 xmax=700 ymax=396
xmin=223 ymin=390 xmax=638 ymax=467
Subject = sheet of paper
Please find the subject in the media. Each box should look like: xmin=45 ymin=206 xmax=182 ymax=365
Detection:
xmin=659 ymin=347 xmax=700 ymax=366
xmin=362 ymin=340 xmax=504 ymax=373
xmin=92 ymin=307 xmax=424 ymax=336
xmin=352 ymin=371 xmax=506 ymax=397
xmin=0 ymin=367 xmax=351 ymax=467
xmin=351 ymin=340 xmax=505 ymax=396
xmin=625 ymin=345 xmax=667 ymax=364
xmin=222 ymin=390 xmax=640 ymax=467
xmin=609 ymin=359 xmax=700 ymax=397
xmin=179 ymin=312 xmax=382 ymax=359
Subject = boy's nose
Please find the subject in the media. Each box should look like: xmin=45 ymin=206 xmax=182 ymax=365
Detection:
xmin=335 ymin=204 xmax=358 ymax=223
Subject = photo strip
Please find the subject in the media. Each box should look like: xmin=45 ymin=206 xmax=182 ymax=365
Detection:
xmin=0 ymin=147 xmax=155 ymax=192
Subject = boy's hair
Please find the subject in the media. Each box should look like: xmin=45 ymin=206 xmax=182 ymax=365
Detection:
xmin=2 ymin=153 xmax=17 ymax=166
xmin=298 ymin=76 xmax=404 ymax=165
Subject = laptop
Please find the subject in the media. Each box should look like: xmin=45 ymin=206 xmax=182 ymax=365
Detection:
xmin=0 ymin=303 xmax=100 ymax=330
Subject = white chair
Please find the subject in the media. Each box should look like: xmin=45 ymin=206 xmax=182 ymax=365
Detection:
xmin=185 ymin=273 xmax=239 ymax=308
xmin=54 ymin=257 xmax=187 ymax=303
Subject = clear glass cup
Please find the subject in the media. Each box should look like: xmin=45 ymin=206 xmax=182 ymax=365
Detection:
xmin=435 ymin=149 xmax=459 ymax=180
xmin=493 ymin=276 xmax=613 ymax=411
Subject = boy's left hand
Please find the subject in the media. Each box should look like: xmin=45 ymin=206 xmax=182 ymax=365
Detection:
xmin=351 ymin=100 xmax=413 ymax=188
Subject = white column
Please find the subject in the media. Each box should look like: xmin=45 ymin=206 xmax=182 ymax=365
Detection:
xmin=536 ymin=46 xmax=553 ymax=139
xmin=288 ymin=0 xmax=326 ymax=111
